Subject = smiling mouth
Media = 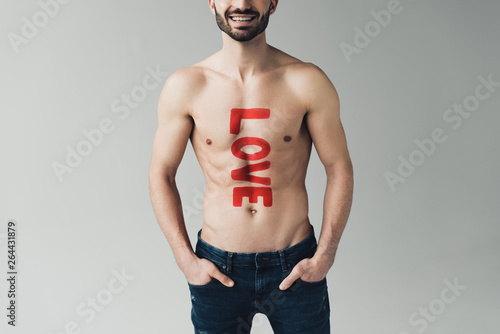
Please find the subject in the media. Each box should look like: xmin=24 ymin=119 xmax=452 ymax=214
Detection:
xmin=229 ymin=15 xmax=256 ymax=23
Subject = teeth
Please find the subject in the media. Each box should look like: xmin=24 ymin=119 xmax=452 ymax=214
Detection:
xmin=231 ymin=17 xmax=253 ymax=22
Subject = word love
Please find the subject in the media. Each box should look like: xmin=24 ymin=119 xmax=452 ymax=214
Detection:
xmin=230 ymin=108 xmax=273 ymax=207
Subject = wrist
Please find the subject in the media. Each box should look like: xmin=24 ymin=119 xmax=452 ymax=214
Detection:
xmin=313 ymin=248 xmax=336 ymax=268
xmin=176 ymin=251 xmax=198 ymax=273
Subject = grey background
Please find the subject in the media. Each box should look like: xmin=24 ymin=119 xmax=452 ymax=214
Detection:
xmin=1 ymin=0 xmax=499 ymax=333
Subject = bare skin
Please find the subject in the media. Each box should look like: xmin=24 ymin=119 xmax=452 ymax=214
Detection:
xmin=149 ymin=0 xmax=353 ymax=291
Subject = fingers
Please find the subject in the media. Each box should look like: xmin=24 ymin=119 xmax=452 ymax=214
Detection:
xmin=280 ymin=258 xmax=311 ymax=290
xmin=279 ymin=267 xmax=302 ymax=290
xmin=212 ymin=270 xmax=235 ymax=287
xmin=204 ymin=260 xmax=234 ymax=287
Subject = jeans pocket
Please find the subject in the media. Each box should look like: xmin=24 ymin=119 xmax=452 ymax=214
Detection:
xmin=297 ymin=277 xmax=327 ymax=286
xmin=187 ymin=256 xmax=226 ymax=289
xmin=187 ymin=277 xmax=217 ymax=289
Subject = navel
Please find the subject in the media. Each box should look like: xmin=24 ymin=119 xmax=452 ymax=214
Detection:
xmin=206 ymin=138 xmax=212 ymax=145
xmin=283 ymin=135 xmax=292 ymax=142
xmin=250 ymin=208 xmax=257 ymax=214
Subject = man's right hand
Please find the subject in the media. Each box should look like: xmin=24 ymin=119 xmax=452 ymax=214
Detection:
xmin=183 ymin=256 xmax=234 ymax=287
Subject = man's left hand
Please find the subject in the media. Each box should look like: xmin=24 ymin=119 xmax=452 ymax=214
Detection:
xmin=279 ymin=256 xmax=331 ymax=290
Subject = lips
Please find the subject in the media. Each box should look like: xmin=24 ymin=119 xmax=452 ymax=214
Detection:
xmin=229 ymin=15 xmax=256 ymax=23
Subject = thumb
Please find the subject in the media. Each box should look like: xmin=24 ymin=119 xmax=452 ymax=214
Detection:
xmin=211 ymin=270 xmax=234 ymax=287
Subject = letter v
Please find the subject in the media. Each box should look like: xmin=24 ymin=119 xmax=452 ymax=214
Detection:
xmin=231 ymin=161 xmax=271 ymax=185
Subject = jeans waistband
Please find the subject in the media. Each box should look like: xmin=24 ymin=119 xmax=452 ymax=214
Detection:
xmin=195 ymin=224 xmax=317 ymax=273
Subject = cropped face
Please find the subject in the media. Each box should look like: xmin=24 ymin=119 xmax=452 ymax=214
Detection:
xmin=210 ymin=0 xmax=277 ymax=42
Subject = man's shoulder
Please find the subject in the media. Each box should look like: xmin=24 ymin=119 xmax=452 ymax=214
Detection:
xmin=271 ymin=50 xmax=337 ymax=110
xmin=269 ymin=46 xmax=321 ymax=73
xmin=158 ymin=65 xmax=210 ymax=112
xmin=163 ymin=66 xmax=207 ymax=93
xmin=281 ymin=60 xmax=329 ymax=85
xmin=279 ymin=59 xmax=333 ymax=98
xmin=156 ymin=66 xmax=210 ymax=117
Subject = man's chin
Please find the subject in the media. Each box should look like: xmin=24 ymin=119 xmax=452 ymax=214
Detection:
xmin=229 ymin=34 xmax=258 ymax=42
xmin=227 ymin=29 xmax=263 ymax=42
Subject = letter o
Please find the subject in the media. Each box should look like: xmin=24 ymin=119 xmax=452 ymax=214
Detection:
xmin=365 ymin=21 xmax=381 ymax=37
xmin=408 ymin=150 xmax=425 ymax=166
xmin=131 ymin=86 xmax=147 ymax=102
xmin=96 ymin=289 xmax=113 ymax=305
xmin=33 ymin=12 xmax=49 ymax=27
xmin=252 ymin=313 xmax=264 ymax=327
xmin=259 ymin=299 xmax=275 ymax=314
xmin=76 ymin=140 xmax=93 ymax=157
xmin=463 ymin=96 xmax=479 ymax=112
xmin=231 ymin=137 xmax=270 ymax=161
xmin=429 ymin=298 xmax=446 ymax=315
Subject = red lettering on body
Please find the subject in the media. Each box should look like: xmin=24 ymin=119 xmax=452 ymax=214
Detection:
xmin=233 ymin=187 xmax=273 ymax=207
xmin=231 ymin=137 xmax=271 ymax=161
xmin=231 ymin=161 xmax=271 ymax=185
xmin=229 ymin=108 xmax=273 ymax=207
xmin=230 ymin=108 xmax=271 ymax=134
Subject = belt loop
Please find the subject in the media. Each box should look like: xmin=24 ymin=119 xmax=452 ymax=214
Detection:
xmin=227 ymin=252 xmax=233 ymax=274
xmin=278 ymin=250 xmax=287 ymax=272
xmin=195 ymin=229 xmax=202 ymax=255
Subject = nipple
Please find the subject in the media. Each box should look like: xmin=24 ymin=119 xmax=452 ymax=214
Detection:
xmin=283 ymin=135 xmax=292 ymax=142
xmin=206 ymin=138 xmax=212 ymax=145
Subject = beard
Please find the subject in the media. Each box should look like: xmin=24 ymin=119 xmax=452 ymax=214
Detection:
xmin=214 ymin=3 xmax=272 ymax=42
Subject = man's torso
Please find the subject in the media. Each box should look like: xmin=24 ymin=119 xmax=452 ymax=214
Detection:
xmin=185 ymin=51 xmax=316 ymax=252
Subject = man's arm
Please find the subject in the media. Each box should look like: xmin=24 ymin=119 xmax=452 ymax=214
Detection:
xmin=149 ymin=69 xmax=234 ymax=287
xmin=280 ymin=64 xmax=354 ymax=290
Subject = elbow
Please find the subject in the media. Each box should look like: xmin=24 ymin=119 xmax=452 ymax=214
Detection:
xmin=325 ymin=159 xmax=353 ymax=183
xmin=149 ymin=166 xmax=177 ymax=188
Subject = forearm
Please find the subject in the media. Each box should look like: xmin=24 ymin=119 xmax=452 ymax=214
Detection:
xmin=149 ymin=175 xmax=197 ymax=272
xmin=314 ymin=161 xmax=354 ymax=267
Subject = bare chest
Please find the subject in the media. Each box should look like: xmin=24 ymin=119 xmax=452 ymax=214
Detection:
xmin=190 ymin=80 xmax=308 ymax=150
xmin=188 ymin=76 xmax=313 ymax=208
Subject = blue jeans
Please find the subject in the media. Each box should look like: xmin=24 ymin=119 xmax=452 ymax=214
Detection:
xmin=188 ymin=224 xmax=330 ymax=334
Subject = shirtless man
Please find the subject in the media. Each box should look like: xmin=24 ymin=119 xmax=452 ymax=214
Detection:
xmin=149 ymin=0 xmax=353 ymax=333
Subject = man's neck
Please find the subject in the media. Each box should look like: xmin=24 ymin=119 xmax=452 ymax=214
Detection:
xmin=219 ymin=32 xmax=271 ymax=82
